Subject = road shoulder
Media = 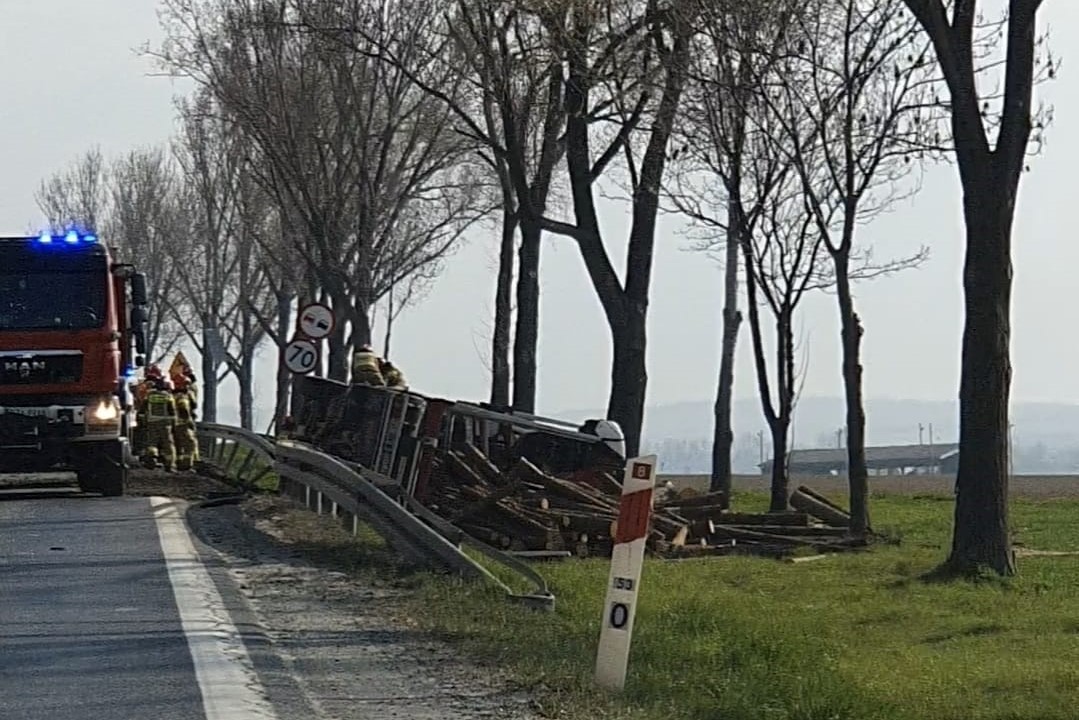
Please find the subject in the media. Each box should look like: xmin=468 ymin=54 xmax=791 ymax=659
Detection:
xmin=184 ymin=494 xmax=538 ymax=720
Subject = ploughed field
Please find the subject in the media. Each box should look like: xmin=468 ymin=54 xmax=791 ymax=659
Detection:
xmin=663 ymin=472 xmax=1079 ymax=499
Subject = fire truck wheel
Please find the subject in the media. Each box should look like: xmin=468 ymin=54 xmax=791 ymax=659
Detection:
xmin=77 ymin=442 xmax=128 ymax=497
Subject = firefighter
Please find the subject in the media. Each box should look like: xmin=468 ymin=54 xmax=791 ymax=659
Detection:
xmin=380 ymin=359 xmax=407 ymax=389
xmin=141 ymin=375 xmax=177 ymax=472
xmin=131 ymin=366 xmax=159 ymax=457
xmin=351 ymin=344 xmax=385 ymax=386
xmin=172 ymin=370 xmax=199 ymax=472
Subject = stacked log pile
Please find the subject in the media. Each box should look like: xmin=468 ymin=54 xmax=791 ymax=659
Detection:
xmin=424 ymin=444 xmax=867 ymax=559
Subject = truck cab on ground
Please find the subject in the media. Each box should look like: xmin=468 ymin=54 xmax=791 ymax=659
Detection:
xmin=0 ymin=231 xmax=149 ymax=495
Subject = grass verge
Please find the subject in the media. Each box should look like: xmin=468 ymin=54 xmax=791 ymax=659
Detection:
xmin=250 ymin=489 xmax=1079 ymax=720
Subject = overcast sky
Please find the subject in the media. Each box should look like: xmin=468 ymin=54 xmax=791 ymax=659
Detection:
xmin=1 ymin=2 xmax=1075 ymax=432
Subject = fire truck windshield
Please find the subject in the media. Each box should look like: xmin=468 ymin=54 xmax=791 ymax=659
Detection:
xmin=0 ymin=271 xmax=108 ymax=331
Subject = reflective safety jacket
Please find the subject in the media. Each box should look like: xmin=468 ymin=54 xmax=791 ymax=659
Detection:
xmin=174 ymin=392 xmax=194 ymax=424
xmin=146 ymin=390 xmax=177 ymax=424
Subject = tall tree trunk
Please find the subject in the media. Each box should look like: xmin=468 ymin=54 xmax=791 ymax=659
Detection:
xmin=326 ymin=318 xmax=349 ymax=382
xmin=602 ymin=20 xmax=692 ymax=458
xmin=491 ymin=211 xmax=517 ymax=408
xmin=607 ymin=303 xmax=647 ymax=459
xmin=768 ymin=418 xmax=790 ymax=513
xmin=741 ymin=232 xmax=781 ymax=510
xmin=710 ymin=201 xmax=743 ymax=504
xmin=383 ymin=283 xmax=394 ymax=360
xmin=200 ymin=323 xmax=218 ymax=424
xmin=770 ymin=310 xmax=795 ymax=514
xmin=513 ymin=217 xmax=541 ymax=413
xmin=273 ymin=291 xmax=292 ymax=431
xmin=834 ymin=254 xmax=870 ymax=537
xmin=948 ymin=179 xmax=1016 ymax=575
xmin=238 ymin=343 xmax=254 ymax=431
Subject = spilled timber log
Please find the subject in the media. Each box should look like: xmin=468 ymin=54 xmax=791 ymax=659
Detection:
xmin=788 ymin=489 xmax=850 ymax=528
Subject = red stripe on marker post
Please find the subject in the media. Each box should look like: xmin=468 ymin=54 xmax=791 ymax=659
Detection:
xmin=614 ymin=489 xmax=654 ymax=544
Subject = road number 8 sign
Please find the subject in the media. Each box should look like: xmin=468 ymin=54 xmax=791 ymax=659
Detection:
xmin=283 ymin=338 xmax=319 ymax=375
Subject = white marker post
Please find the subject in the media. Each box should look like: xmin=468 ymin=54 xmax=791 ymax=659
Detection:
xmin=594 ymin=454 xmax=657 ymax=691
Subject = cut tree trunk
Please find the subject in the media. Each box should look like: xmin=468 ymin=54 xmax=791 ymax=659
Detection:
xmin=490 ymin=210 xmax=517 ymax=408
xmin=710 ymin=204 xmax=743 ymax=505
xmin=834 ymin=254 xmax=870 ymax=538
xmin=947 ymin=180 xmax=1016 ymax=576
xmin=512 ymin=218 xmax=541 ymax=413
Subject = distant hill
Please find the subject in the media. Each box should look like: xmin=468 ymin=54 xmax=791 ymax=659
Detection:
xmin=557 ymin=396 xmax=1079 ymax=475
xmin=560 ymin=396 xmax=1079 ymax=447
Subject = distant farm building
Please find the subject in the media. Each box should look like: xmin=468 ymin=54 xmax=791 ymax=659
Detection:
xmin=758 ymin=443 xmax=959 ymax=476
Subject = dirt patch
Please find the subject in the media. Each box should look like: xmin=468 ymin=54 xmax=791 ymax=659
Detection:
xmin=187 ymin=495 xmax=538 ymax=720
xmin=126 ymin=468 xmax=238 ymax=501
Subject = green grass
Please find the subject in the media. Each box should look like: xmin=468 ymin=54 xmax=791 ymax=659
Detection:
xmin=200 ymin=439 xmax=279 ymax=492
xmin=395 ymin=490 xmax=1079 ymax=720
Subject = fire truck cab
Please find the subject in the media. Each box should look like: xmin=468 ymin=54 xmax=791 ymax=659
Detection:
xmin=0 ymin=231 xmax=149 ymax=496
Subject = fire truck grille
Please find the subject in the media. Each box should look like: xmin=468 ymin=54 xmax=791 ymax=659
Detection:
xmin=0 ymin=353 xmax=84 ymax=386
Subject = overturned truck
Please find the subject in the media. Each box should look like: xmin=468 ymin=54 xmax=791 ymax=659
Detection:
xmin=284 ymin=377 xmax=865 ymax=558
xmin=286 ymin=376 xmax=626 ymax=496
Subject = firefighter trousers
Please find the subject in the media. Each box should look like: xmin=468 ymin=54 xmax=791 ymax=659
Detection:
xmin=174 ymin=422 xmax=199 ymax=471
xmin=142 ymin=422 xmax=177 ymax=471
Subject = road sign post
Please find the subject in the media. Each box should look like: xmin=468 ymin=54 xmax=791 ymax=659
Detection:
xmin=594 ymin=454 xmax=657 ymax=692
xmin=283 ymin=337 xmax=319 ymax=375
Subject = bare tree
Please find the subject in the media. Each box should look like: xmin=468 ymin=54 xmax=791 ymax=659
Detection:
xmin=35 ymin=147 xmax=109 ymax=232
xmin=901 ymin=0 xmax=1054 ymax=575
xmin=36 ymin=146 xmax=183 ymax=363
xmin=104 ymin=147 xmax=185 ymax=363
xmin=171 ymin=90 xmax=281 ymax=429
xmin=170 ymin=91 xmax=244 ymax=422
xmin=741 ymin=170 xmax=832 ymax=511
xmin=297 ymin=0 xmax=568 ymax=411
xmin=757 ymin=0 xmax=932 ymax=537
xmin=155 ymin=0 xmax=486 ymax=382
xmin=228 ymin=171 xmax=278 ymax=429
xmin=240 ymin=201 xmax=305 ymax=430
xmin=671 ymin=0 xmax=799 ymax=507
xmin=444 ymin=0 xmax=568 ymax=413
xmin=510 ymin=0 xmax=697 ymax=457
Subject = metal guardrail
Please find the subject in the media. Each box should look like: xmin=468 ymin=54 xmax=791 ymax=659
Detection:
xmin=196 ymin=422 xmax=555 ymax=611
xmin=197 ymin=422 xmax=277 ymax=490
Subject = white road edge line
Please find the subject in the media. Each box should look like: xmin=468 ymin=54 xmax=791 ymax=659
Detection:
xmin=151 ymin=496 xmax=279 ymax=720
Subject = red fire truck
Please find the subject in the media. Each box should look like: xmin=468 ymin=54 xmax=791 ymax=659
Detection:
xmin=0 ymin=230 xmax=149 ymax=496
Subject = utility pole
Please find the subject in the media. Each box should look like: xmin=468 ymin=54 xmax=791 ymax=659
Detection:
xmin=928 ymin=422 xmax=935 ymax=473
xmin=918 ymin=423 xmax=924 ymax=445
xmin=757 ymin=430 xmax=764 ymax=464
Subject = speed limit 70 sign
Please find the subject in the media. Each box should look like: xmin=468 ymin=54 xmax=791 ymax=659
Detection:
xmin=283 ymin=338 xmax=319 ymax=375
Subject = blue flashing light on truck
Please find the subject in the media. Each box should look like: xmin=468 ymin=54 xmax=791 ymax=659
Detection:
xmin=0 ymin=231 xmax=149 ymax=495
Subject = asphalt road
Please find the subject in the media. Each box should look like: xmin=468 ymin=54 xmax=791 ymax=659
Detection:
xmin=0 ymin=493 xmax=276 ymax=720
